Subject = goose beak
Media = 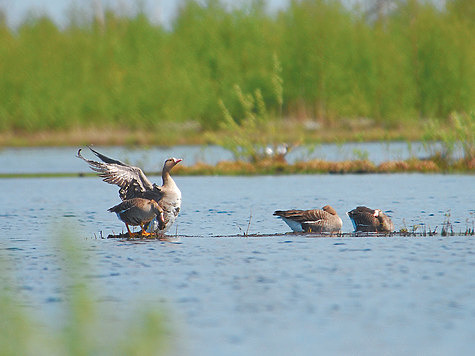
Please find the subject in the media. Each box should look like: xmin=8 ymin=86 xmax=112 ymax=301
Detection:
xmin=174 ymin=158 xmax=183 ymax=164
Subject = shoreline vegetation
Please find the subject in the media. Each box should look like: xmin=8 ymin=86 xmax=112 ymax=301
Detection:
xmin=1 ymin=155 xmax=473 ymax=178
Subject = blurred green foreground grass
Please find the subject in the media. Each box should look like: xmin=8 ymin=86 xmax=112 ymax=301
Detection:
xmin=0 ymin=233 xmax=169 ymax=356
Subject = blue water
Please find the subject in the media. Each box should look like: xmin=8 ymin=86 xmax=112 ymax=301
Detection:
xmin=1 ymin=173 xmax=474 ymax=355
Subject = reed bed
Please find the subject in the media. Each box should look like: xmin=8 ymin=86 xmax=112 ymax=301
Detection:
xmin=169 ymin=157 xmax=474 ymax=175
xmin=0 ymin=156 xmax=472 ymax=179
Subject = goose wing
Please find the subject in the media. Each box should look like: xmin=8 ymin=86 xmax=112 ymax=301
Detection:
xmin=302 ymin=209 xmax=342 ymax=232
xmin=77 ymin=146 xmax=160 ymax=200
xmin=274 ymin=209 xmax=326 ymax=223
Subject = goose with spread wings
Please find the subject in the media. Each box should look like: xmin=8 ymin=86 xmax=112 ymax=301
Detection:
xmin=77 ymin=146 xmax=182 ymax=233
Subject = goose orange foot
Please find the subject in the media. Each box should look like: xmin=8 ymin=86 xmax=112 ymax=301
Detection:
xmin=126 ymin=225 xmax=139 ymax=238
xmin=139 ymin=224 xmax=156 ymax=238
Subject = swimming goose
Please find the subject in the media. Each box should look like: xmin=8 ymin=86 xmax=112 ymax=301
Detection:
xmin=77 ymin=146 xmax=182 ymax=233
xmin=347 ymin=206 xmax=394 ymax=233
xmin=108 ymin=198 xmax=164 ymax=237
xmin=273 ymin=205 xmax=343 ymax=233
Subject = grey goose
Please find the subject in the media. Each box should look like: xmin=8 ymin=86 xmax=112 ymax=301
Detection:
xmin=347 ymin=206 xmax=394 ymax=233
xmin=108 ymin=198 xmax=164 ymax=237
xmin=274 ymin=205 xmax=343 ymax=233
xmin=77 ymin=146 xmax=182 ymax=233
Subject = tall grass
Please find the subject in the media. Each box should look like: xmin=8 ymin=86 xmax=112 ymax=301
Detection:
xmin=0 ymin=0 xmax=473 ymax=133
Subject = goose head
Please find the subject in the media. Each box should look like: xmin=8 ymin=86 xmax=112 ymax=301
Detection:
xmin=373 ymin=209 xmax=382 ymax=217
xmin=322 ymin=205 xmax=338 ymax=216
xmin=163 ymin=157 xmax=183 ymax=172
xmin=373 ymin=209 xmax=394 ymax=231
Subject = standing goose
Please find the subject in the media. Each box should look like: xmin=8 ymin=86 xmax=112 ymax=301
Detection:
xmin=108 ymin=198 xmax=165 ymax=237
xmin=77 ymin=146 xmax=182 ymax=233
xmin=347 ymin=206 xmax=394 ymax=233
xmin=273 ymin=205 xmax=343 ymax=233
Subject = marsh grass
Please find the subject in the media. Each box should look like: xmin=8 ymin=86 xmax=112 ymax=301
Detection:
xmin=397 ymin=210 xmax=474 ymax=237
xmin=235 ymin=208 xmax=253 ymax=237
xmin=169 ymin=156 xmax=473 ymax=175
xmin=441 ymin=210 xmax=454 ymax=237
xmin=466 ymin=212 xmax=475 ymax=236
xmin=0 ymin=232 xmax=169 ymax=356
xmin=0 ymin=153 xmax=472 ymax=180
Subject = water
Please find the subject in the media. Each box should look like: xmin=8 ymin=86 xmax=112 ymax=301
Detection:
xmin=0 ymin=141 xmax=458 ymax=174
xmin=1 ymin=172 xmax=475 ymax=355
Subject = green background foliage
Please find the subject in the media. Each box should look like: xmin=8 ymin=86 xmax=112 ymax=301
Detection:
xmin=0 ymin=0 xmax=473 ymax=133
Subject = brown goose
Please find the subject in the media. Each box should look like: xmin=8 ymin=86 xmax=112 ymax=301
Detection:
xmin=77 ymin=146 xmax=182 ymax=233
xmin=347 ymin=206 xmax=394 ymax=233
xmin=108 ymin=198 xmax=164 ymax=237
xmin=273 ymin=205 xmax=343 ymax=233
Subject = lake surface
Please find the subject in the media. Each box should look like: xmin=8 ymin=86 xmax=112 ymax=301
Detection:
xmin=1 ymin=172 xmax=475 ymax=355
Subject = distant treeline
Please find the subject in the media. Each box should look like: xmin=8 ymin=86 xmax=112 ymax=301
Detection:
xmin=0 ymin=0 xmax=473 ymax=132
